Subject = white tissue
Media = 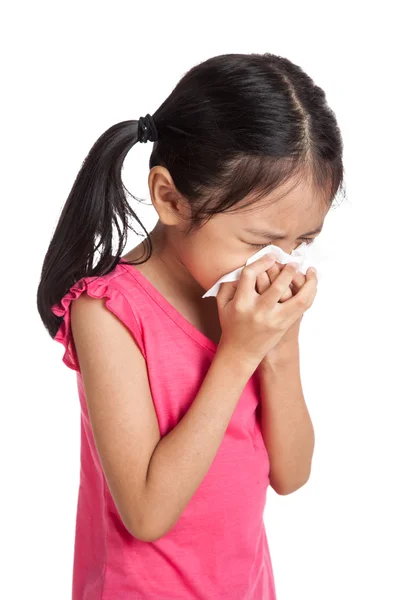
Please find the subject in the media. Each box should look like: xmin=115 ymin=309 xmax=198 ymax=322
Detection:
xmin=202 ymin=241 xmax=322 ymax=298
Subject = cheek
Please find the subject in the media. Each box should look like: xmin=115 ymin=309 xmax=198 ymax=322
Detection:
xmin=192 ymin=257 xmax=231 ymax=291
xmin=195 ymin=247 xmax=254 ymax=290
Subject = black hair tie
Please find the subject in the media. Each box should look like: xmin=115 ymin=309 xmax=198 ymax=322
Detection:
xmin=138 ymin=114 xmax=158 ymax=143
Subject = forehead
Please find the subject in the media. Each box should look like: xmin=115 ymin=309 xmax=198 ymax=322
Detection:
xmin=225 ymin=177 xmax=330 ymax=230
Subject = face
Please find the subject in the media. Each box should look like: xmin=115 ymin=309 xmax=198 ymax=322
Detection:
xmin=148 ymin=166 xmax=330 ymax=300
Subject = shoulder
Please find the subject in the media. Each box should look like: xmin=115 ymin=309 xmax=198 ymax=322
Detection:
xmin=51 ymin=263 xmax=145 ymax=371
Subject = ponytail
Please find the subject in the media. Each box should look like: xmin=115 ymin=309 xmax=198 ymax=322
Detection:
xmin=37 ymin=116 xmax=157 ymax=338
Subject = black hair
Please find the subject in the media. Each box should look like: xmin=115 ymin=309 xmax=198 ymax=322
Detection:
xmin=37 ymin=52 xmax=345 ymax=339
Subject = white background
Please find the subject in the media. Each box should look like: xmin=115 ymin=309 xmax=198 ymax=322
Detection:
xmin=2 ymin=1 xmax=399 ymax=598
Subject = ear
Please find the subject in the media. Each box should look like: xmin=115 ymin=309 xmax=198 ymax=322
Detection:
xmin=149 ymin=166 xmax=189 ymax=228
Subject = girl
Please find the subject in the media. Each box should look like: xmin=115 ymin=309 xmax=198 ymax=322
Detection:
xmin=37 ymin=52 xmax=344 ymax=599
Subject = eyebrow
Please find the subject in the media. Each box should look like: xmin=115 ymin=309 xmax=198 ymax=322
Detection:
xmin=243 ymin=224 xmax=324 ymax=239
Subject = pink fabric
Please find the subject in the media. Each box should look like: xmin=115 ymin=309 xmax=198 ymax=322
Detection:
xmin=51 ymin=260 xmax=277 ymax=600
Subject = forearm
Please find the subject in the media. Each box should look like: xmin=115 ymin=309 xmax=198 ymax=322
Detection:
xmin=258 ymin=350 xmax=315 ymax=494
xmin=141 ymin=343 xmax=256 ymax=541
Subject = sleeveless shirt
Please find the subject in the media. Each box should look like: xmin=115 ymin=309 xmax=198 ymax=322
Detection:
xmin=51 ymin=260 xmax=277 ymax=599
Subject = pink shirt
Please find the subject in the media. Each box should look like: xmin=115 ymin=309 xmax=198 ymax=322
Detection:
xmin=52 ymin=260 xmax=277 ymax=599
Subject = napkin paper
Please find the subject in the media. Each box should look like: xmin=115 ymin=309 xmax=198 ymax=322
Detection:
xmin=202 ymin=241 xmax=322 ymax=298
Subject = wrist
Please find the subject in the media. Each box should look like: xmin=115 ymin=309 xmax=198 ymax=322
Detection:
xmin=260 ymin=346 xmax=300 ymax=370
xmin=216 ymin=340 xmax=261 ymax=376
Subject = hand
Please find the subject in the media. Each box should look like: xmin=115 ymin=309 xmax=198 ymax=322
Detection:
xmin=216 ymin=255 xmax=313 ymax=372
xmin=256 ymin=261 xmax=318 ymax=358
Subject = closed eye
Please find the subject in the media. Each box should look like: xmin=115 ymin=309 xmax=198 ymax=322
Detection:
xmin=248 ymin=237 xmax=315 ymax=249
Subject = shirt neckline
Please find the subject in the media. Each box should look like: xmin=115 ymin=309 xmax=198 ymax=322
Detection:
xmin=118 ymin=260 xmax=219 ymax=354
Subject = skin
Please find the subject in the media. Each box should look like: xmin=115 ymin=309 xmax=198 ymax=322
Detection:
xmin=124 ymin=165 xmax=330 ymax=317
xmin=122 ymin=165 xmax=324 ymax=496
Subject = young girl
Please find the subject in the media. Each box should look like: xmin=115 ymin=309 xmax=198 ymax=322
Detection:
xmin=37 ymin=52 xmax=344 ymax=599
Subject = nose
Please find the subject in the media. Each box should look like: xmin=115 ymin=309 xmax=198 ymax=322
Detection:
xmin=272 ymin=242 xmax=305 ymax=269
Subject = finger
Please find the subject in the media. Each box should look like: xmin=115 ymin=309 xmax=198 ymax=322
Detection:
xmin=266 ymin=264 xmax=294 ymax=301
xmin=266 ymin=264 xmax=281 ymax=282
xmin=216 ymin=279 xmax=239 ymax=307
xmin=235 ymin=253 xmax=278 ymax=304
xmin=276 ymin=267 xmax=318 ymax=324
xmin=307 ymin=266 xmax=318 ymax=281
xmin=258 ymin=262 xmax=301 ymax=308
xmin=267 ymin=263 xmax=294 ymax=302
xmin=256 ymin=271 xmax=271 ymax=295
xmin=278 ymin=286 xmax=293 ymax=302
xmin=256 ymin=262 xmax=283 ymax=294
xmin=257 ymin=264 xmax=293 ymax=299
xmin=290 ymin=271 xmax=306 ymax=294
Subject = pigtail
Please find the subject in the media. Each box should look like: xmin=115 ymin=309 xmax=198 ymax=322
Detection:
xmin=37 ymin=119 xmax=154 ymax=338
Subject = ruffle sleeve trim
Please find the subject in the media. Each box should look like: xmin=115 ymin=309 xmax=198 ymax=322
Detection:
xmin=51 ymin=275 xmax=145 ymax=372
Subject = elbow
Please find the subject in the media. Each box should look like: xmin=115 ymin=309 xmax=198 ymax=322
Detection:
xmin=131 ymin=530 xmax=161 ymax=543
xmin=126 ymin=484 xmax=181 ymax=542
xmin=127 ymin=511 xmax=171 ymax=543
xmin=128 ymin=521 xmax=161 ymax=543
xmin=131 ymin=525 xmax=170 ymax=544
xmin=127 ymin=514 xmax=161 ymax=543
xmin=270 ymin=473 xmax=311 ymax=496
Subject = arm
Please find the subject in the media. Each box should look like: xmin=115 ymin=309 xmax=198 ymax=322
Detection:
xmin=257 ymin=349 xmax=315 ymax=495
xmin=71 ymin=294 xmax=256 ymax=544
xmin=142 ymin=342 xmax=256 ymax=541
